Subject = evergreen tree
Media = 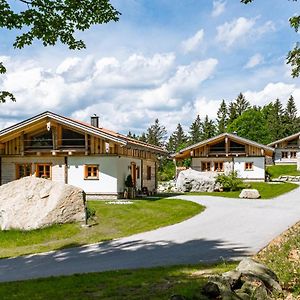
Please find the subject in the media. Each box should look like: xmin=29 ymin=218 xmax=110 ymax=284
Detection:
xmin=265 ymin=99 xmax=285 ymax=141
xmin=283 ymin=95 xmax=300 ymax=136
xmin=167 ymin=123 xmax=188 ymax=153
xmin=189 ymin=115 xmax=202 ymax=145
xmin=139 ymin=132 xmax=147 ymax=142
xmin=235 ymin=93 xmax=251 ymax=116
xmin=146 ymin=119 xmax=167 ymax=147
xmin=216 ymin=99 xmax=228 ymax=134
xmin=201 ymin=115 xmax=216 ymax=140
xmin=127 ymin=131 xmax=133 ymax=138
xmin=227 ymin=102 xmax=238 ymax=126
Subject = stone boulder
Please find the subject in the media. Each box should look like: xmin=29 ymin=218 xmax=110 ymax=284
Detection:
xmin=239 ymin=189 xmax=260 ymax=199
xmin=176 ymin=168 xmax=221 ymax=192
xmin=0 ymin=177 xmax=86 ymax=231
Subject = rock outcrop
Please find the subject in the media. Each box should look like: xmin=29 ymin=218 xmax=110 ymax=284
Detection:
xmin=176 ymin=168 xmax=221 ymax=192
xmin=202 ymin=258 xmax=282 ymax=299
xmin=0 ymin=177 xmax=86 ymax=231
xmin=239 ymin=189 xmax=261 ymax=199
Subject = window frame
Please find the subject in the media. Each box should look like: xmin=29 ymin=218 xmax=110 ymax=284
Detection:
xmin=244 ymin=162 xmax=254 ymax=171
xmin=84 ymin=164 xmax=99 ymax=180
xmin=35 ymin=163 xmax=52 ymax=179
xmin=282 ymin=151 xmax=288 ymax=159
xmin=16 ymin=163 xmax=32 ymax=179
xmin=290 ymin=151 xmax=297 ymax=159
xmin=214 ymin=161 xmax=224 ymax=172
xmin=202 ymin=162 xmax=211 ymax=172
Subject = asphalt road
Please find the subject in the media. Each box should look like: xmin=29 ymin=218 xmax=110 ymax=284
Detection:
xmin=0 ymin=185 xmax=299 ymax=282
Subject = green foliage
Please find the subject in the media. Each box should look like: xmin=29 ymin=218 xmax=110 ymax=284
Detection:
xmin=227 ymin=108 xmax=272 ymax=144
xmin=125 ymin=174 xmax=133 ymax=188
xmin=216 ymin=171 xmax=243 ymax=191
xmin=201 ymin=115 xmax=216 ymax=140
xmin=241 ymin=0 xmax=299 ymax=77
xmin=158 ymin=159 xmax=175 ymax=181
xmin=167 ymin=123 xmax=188 ymax=153
xmin=86 ymin=206 xmax=96 ymax=222
xmin=189 ymin=114 xmax=202 ymax=144
xmin=0 ymin=0 xmax=120 ymax=50
xmin=216 ymin=99 xmax=228 ymax=134
xmin=146 ymin=118 xmax=167 ymax=147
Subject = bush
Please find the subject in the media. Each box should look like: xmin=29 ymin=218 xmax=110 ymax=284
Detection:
xmin=216 ymin=171 xmax=243 ymax=191
xmin=125 ymin=174 xmax=133 ymax=188
xmin=86 ymin=206 xmax=96 ymax=222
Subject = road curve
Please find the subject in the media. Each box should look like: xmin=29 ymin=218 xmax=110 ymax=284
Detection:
xmin=0 ymin=185 xmax=300 ymax=282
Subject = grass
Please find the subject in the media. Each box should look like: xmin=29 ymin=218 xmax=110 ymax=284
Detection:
xmin=0 ymin=198 xmax=204 ymax=258
xmin=0 ymin=262 xmax=237 ymax=300
xmin=187 ymin=181 xmax=298 ymax=199
xmin=267 ymin=164 xmax=300 ymax=179
xmin=256 ymin=221 xmax=300 ymax=297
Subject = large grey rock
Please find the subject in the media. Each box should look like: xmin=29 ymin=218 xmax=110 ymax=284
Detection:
xmin=176 ymin=169 xmax=221 ymax=192
xmin=237 ymin=258 xmax=282 ymax=293
xmin=239 ymin=189 xmax=260 ymax=199
xmin=0 ymin=177 xmax=86 ymax=231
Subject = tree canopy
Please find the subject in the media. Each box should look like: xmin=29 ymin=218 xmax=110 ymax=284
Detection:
xmin=0 ymin=0 xmax=120 ymax=102
xmin=241 ymin=0 xmax=300 ymax=77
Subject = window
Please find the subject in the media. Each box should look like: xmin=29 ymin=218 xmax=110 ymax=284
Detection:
xmin=147 ymin=166 xmax=151 ymax=180
xmin=16 ymin=163 xmax=32 ymax=179
xmin=214 ymin=162 xmax=224 ymax=172
xmin=36 ymin=164 xmax=51 ymax=179
xmin=202 ymin=162 xmax=211 ymax=172
xmin=290 ymin=152 xmax=297 ymax=159
xmin=282 ymin=152 xmax=288 ymax=159
xmin=84 ymin=165 xmax=99 ymax=180
xmin=136 ymin=166 xmax=140 ymax=179
xmin=245 ymin=162 xmax=253 ymax=171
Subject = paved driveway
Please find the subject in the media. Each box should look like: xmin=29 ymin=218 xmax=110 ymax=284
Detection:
xmin=0 ymin=185 xmax=300 ymax=282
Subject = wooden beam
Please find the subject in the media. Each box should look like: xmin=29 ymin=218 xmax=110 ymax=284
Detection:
xmin=85 ymin=133 xmax=89 ymax=155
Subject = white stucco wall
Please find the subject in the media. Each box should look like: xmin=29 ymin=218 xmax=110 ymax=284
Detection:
xmin=67 ymin=156 xmax=118 ymax=195
xmin=1 ymin=156 xmax=65 ymax=185
xmin=233 ymin=156 xmax=265 ymax=180
xmin=297 ymin=152 xmax=300 ymax=171
xmin=117 ymin=157 xmax=141 ymax=193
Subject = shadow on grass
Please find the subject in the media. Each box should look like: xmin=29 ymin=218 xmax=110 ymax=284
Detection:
xmin=0 ymin=236 xmax=251 ymax=282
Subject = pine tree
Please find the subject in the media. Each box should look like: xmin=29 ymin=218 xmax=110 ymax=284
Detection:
xmin=201 ymin=115 xmax=216 ymax=140
xmin=189 ymin=115 xmax=202 ymax=145
xmin=167 ymin=123 xmax=188 ymax=153
xmin=235 ymin=93 xmax=251 ymax=116
xmin=146 ymin=119 xmax=167 ymax=147
xmin=265 ymin=99 xmax=285 ymax=141
xmin=283 ymin=95 xmax=300 ymax=136
xmin=216 ymin=99 xmax=228 ymax=134
xmin=127 ymin=131 xmax=133 ymax=138
xmin=227 ymin=102 xmax=238 ymax=126
xmin=139 ymin=132 xmax=147 ymax=142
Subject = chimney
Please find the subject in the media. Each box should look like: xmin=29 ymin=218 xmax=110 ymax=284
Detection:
xmin=90 ymin=114 xmax=99 ymax=128
xmin=233 ymin=131 xmax=238 ymax=135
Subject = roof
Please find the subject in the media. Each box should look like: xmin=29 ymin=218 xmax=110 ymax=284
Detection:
xmin=0 ymin=111 xmax=167 ymax=154
xmin=268 ymin=132 xmax=300 ymax=147
xmin=172 ymin=132 xmax=274 ymax=158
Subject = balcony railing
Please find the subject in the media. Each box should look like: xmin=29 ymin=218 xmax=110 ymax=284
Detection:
xmin=24 ymin=138 xmax=85 ymax=150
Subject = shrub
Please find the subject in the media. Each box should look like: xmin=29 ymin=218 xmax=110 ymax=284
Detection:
xmin=125 ymin=174 xmax=133 ymax=188
xmin=216 ymin=171 xmax=243 ymax=191
xmin=86 ymin=206 xmax=96 ymax=222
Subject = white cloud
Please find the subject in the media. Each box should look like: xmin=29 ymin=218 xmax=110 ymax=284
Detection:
xmin=140 ymin=58 xmax=218 ymax=109
xmin=212 ymin=1 xmax=226 ymax=17
xmin=194 ymin=97 xmax=221 ymax=119
xmin=181 ymin=29 xmax=204 ymax=53
xmin=243 ymin=82 xmax=300 ymax=112
xmin=244 ymin=53 xmax=264 ymax=69
xmin=216 ymin=17 xmax=275 ymax=48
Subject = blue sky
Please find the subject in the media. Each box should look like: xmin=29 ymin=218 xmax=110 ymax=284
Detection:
xmin=0 ymin=0 xmax=299 ymax=135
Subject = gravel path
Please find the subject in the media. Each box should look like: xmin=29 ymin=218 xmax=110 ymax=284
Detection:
xmin=0 ymin=185 xmax=299 ymax=282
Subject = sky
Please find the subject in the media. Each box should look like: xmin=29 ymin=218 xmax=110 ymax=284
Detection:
xmin=0 ymin=0 xmax=299 ymax=136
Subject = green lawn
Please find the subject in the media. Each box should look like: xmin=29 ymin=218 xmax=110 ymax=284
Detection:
xmin=0 ymin=199 xmax=204 ymax=258
xmin=267 ymin=164 xmax=300 ymax=179
xmin=187 ymin=182 xmax=298 ymax=199
xmin=0 ymin=262 xmax=237 ymax=300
